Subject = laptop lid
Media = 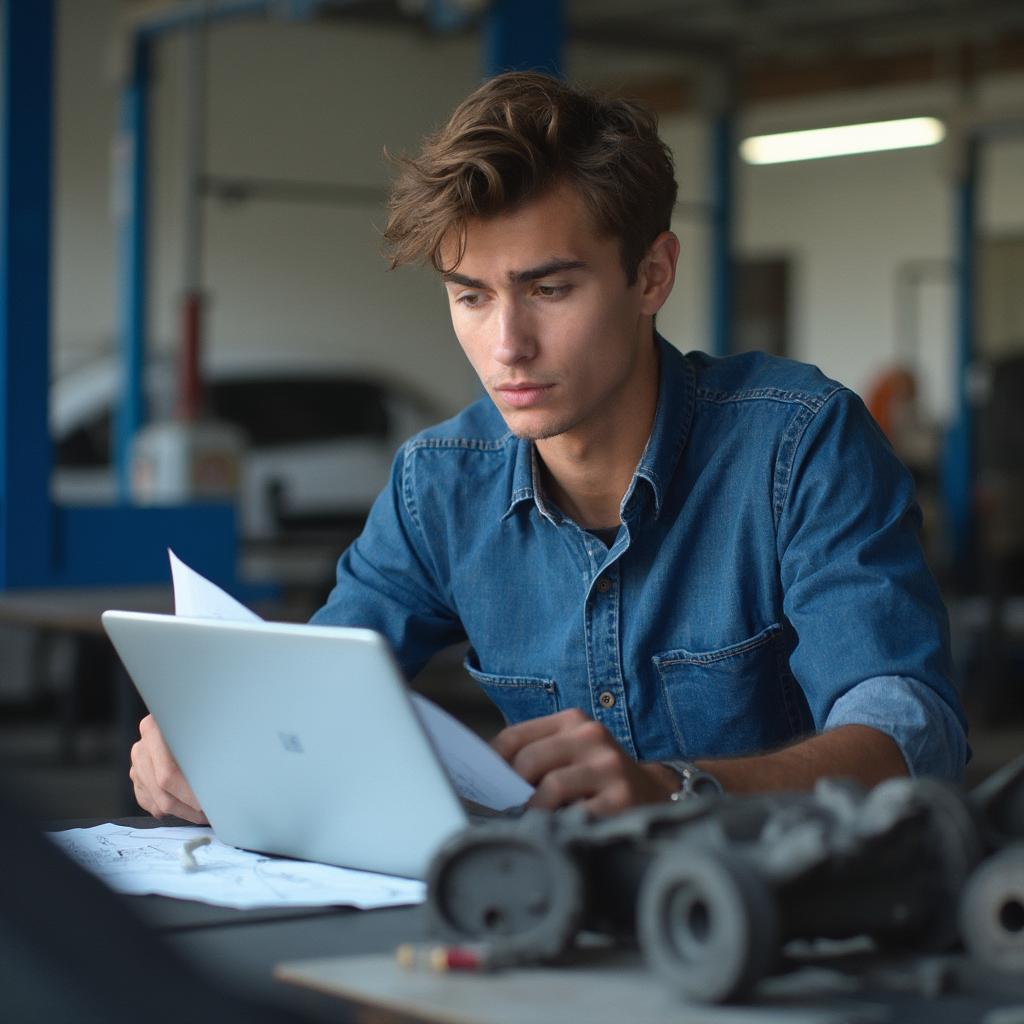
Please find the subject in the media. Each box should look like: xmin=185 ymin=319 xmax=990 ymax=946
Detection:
xmin=102 ymin=611 xmax=468 ymax=879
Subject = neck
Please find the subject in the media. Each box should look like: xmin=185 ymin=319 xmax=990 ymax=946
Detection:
xmin=537 ymin=344 xmax=660 ymax=529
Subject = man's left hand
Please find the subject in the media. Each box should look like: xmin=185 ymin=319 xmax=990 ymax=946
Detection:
xmin=492 ymin=708 xmax=675 ymax=815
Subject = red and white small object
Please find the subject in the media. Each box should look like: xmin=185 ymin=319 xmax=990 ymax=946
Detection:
xmin=395 ymin=943 xmax=513 ymax=973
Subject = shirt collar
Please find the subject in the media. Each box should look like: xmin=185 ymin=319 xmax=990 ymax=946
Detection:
xmin=503 ymin=436 xmax=540 ymax=520
xmin=502 ymin=438 xmax=566 ymax=523
xmin=501 ymin=334 xmax=695 ymax=523
xmin=630 ymin=334 xmax=696 ymax=520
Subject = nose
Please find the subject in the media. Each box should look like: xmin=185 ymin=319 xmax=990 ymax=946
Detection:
xmin=492 ymin=300 xmax=536 ymax=367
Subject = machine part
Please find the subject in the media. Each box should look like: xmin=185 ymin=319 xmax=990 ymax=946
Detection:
xmin=960 ymin=844 xmax=1024 ymax=974
xmin=638 ymin=844 xmax=779 ymax=1003
xmin=862 ymin=776 xmax=986 ymax=950
xmin=421 ymin=758 xmax=1024 ymax=1004
xmin=424 ymin=811 xmax=584 ymax=959
xmin=972 ymin=753 xmax=1024 ymax=847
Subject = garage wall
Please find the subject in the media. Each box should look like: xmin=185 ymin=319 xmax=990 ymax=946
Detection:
xmin=656 ymin=76 xmax=1024 ymax=422
xmin=53 ymin=2 xmax=1024 ymax=427
xmin=55 ymin=2 xmax=485 ymax=414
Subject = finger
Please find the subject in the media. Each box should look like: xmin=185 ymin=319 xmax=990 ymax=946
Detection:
xmin=130 ymin=739 xmax=159 ymax=812
xmin=142 ymin=718 xmax=204 ymax=812
xmin=581 ymin=778 xmax=635 ymax=818
xmin=516 ymin=715 xmax=614 ymax=775
xmin=528 ymin=763 xmax=599 ymax=810
xmin=510 ymin=732 xmax=582 ymax=786
xmin=152 ymin=791 xmax=209 ymax=824
xmin=134 ymin=722 xmax=207 ymax=822
xmin=151 ymin=763 xmax=206 ymax=821
xmin=581 ymin=759 xmax=676 ymax=817
xmin=492 ymin=708 xmax=588 ymax=761
xmin=131 ymin=772 xmax=155 ymax=815
xmin=136 ymin=756 xmax=207 ymax=821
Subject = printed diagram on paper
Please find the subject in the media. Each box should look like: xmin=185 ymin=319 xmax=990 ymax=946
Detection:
xmin=49 ymin=823 xmax=425 ymax=910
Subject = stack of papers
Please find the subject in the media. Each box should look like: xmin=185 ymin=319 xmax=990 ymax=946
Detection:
xmin=50 ymin=822 xmax=425 ymax=910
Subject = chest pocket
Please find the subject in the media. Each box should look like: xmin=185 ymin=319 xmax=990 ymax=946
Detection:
xmin=653 ymin=623 xmax=797 ymax=758
xmin=463 ymin=650 xmax=559 ymax=725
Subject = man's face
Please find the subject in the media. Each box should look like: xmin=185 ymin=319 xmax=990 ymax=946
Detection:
xmin=441 ymin=184 xmax=662 ymax=446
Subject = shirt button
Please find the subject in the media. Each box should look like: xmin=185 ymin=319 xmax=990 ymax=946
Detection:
xmin=596 ymin=577 xmax=612 ymax=594
xmin=598 ymin=691 xmax=616 ymax=709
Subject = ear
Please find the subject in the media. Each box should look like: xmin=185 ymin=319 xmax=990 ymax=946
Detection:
xmin=637 ymin=231 xmax=680 ymax=316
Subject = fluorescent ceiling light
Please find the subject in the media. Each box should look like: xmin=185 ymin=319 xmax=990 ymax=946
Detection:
xmin=740 ymin=117 xmax=946 ymax=165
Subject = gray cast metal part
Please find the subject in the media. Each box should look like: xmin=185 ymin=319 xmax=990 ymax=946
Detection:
xmin=424 ymin=756 xmax=1024 ymax=1003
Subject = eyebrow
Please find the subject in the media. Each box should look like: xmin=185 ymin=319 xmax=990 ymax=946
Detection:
xmin=443 ymin=258 xmax=588 ymax=289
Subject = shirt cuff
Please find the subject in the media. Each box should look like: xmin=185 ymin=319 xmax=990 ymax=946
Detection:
xmin=823 ymin=674 xmax=968 ymax=782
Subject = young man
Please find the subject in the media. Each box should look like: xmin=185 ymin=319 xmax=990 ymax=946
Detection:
xmin=130 ymin=72 xmax=967 ymax=823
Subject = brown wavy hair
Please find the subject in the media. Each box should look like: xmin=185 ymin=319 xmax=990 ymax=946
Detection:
xmin=383 ymin=72 xmax=678 ymax=285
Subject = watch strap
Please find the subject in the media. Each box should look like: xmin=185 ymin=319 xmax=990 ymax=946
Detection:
xmin=661 ymin=759 xmax=724 ymax=801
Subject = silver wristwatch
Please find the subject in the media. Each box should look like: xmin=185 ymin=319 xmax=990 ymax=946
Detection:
xmin=661 ymin=759 xmax=724 ymax=801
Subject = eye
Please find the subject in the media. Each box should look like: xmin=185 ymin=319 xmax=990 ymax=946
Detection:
xmin=455 ymin=291 xmax=484 ymax=307
xmin=536 ymin=284 xmax=571 ymax=299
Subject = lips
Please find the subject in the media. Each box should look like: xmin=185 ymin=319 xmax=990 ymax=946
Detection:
xmin=494 ymin=384 xmax=554 ymax=408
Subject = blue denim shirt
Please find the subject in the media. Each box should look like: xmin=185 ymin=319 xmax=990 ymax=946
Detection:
xmin=312 ymin=337 xmax=967 ymax=780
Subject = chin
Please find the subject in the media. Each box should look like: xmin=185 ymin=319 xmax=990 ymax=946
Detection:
xmin=494 ymin=397 xmax=580 ymax=440
xmin=505 ymin=415 xmax=574 ymax=442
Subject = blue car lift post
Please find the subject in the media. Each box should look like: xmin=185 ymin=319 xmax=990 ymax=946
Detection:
xmin=941 ymin=113 xmax=1024 ymax=580
xmin=0 ymin=0 xmax=245 ymax=591
xmin=0 ymin=0 xmax=569 ymax=593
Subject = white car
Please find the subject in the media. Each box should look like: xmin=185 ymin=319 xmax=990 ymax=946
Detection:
xmin=51 ymin=356 xmax=438 ymax=542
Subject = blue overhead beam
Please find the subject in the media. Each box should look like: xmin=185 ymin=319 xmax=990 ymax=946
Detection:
xmin=0 ymin=0 xmax=56 ymax=588
xmin=134 ymin=0 xmax=270 ymax=39
xmin=483 ymin=0 xmax=564 ymax=78
xmin=131 ymin=0 xmax=359 ymax=39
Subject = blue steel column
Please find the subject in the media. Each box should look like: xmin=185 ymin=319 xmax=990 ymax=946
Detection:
xmin=483 ymin=0 xmax=564 ymax=77
xmin=0 ymin=0 xmax=55 ymax=587
xmin=115 ymin=37 xmax=151 ymax=500
xmin=943 ymin=131 xmax=978 ymax=573
xmin=710 ymin=109 xmax=735 ymax=358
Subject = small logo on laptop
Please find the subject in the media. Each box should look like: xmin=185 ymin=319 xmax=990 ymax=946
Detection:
xmin=278 ymin=731 xmax=304 ymax=754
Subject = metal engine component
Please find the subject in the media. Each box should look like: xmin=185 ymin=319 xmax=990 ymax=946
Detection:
xmin=424 ymin=757 xmax=1024 ymax=1003
xmin=425 ymin=810 xmax=585 ymax=959
xmin=426 ymin=799 xmax=715 ymax=957
xmin=637 ymin=844 xmax=779 ymax=1003
xmin=960 ymin=844 xmax=1024 ymax=974
xmin=635 ymin=776 xmax=984 ymax=1001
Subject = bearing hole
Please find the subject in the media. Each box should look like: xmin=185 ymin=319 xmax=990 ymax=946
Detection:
xmin=1000 ymin=899 xmax=1024 ymax=934
xmin=687 ymin=898 xmax=711 ymax=943
xmin=482 ymin=906 xmax=505 ymax=931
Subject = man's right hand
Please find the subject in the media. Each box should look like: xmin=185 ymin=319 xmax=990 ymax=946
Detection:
xmin=129 ymin=714 xmax=208 ymax=824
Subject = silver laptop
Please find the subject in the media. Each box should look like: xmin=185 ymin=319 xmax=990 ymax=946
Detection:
xmin=102 ymin=611 xmax=469 ymax=879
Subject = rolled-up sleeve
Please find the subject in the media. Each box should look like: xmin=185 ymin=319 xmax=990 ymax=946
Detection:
xmin=776 ymin=388 xmax=968 ymax=780
xmin=310 ymin=442 xmax=464 ymax=679
xmin=824 ymin=674 xmax=968 ymax=779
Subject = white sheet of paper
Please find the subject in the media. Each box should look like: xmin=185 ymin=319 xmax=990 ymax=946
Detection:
xmin=411 ymin=694 xmax=532 ymax=811
xmin=166 ymin=550 xmax=533 ymax=811
xmin=48 ymin=823 xmax=425 ymax=910
xmin=170 ymin=548 xmax=261 ymax=622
